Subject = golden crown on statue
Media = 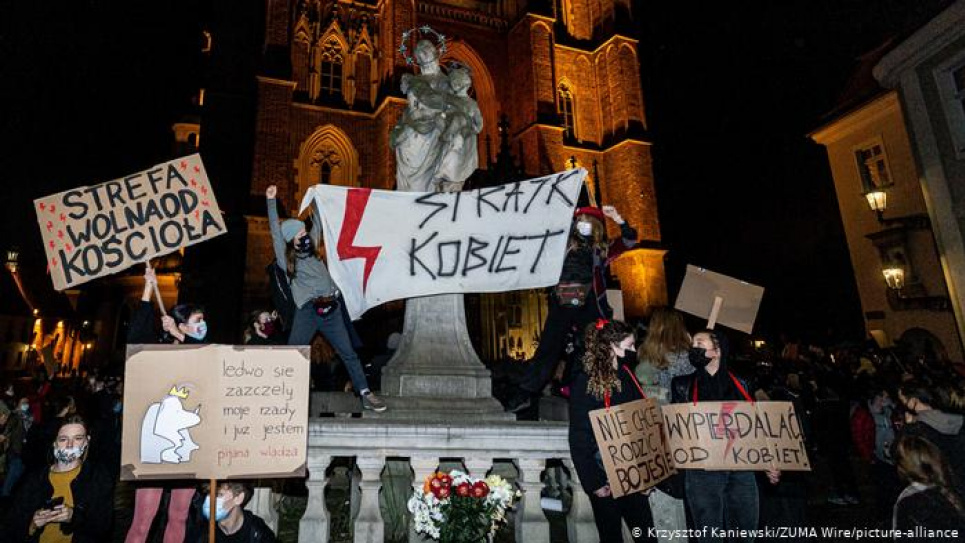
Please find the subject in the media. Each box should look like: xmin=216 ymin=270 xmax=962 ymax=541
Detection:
xmin=168 ymin=385 xmax=190 ymax=399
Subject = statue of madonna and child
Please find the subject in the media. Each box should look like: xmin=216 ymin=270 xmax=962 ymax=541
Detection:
xmin=390 ymin=38 xmax=483 ymax=193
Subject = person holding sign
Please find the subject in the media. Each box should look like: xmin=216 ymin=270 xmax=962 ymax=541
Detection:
xmin=2 ymin=415 xmax=115 ymax=542
xmin=568 ymin=319 xmax=656 ymax=542
xmin=670 ymin=330 xmax=779 ymax=542
xmin=265 ymin=186 xmax=386 ymax=412
xmin=507 ymin=205 xmax=637 ymax=414
xmin=125 ymin=267 xmax=205 ymax=543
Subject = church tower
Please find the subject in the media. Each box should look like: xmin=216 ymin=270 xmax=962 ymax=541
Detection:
xmin=246 ymin=0 xmax=667 ymax=358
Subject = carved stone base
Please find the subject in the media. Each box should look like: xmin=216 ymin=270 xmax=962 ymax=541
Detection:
xmin=375 ymin=293 xmax=512 ymax=421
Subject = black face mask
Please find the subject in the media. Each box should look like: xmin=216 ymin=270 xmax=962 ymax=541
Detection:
xmin=688 ymin=347 xmax=712 ymax=368
xmin=616 ymin=349 xmax=636 ymax=367
xmin=295 ymin=236 xmax=312 ymax=254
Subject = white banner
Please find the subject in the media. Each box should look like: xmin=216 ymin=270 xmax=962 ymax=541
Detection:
xmin=300 ymin=170 xmax=586 ymax=319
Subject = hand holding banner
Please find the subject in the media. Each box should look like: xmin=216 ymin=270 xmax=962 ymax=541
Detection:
xmin=35 ymin=154 xmax=226 ymax=290
xmin=300 ymin=170 xmax=585 ymax=319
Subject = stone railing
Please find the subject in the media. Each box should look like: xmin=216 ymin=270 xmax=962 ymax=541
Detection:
xmin=298 ymin=418 xmax=597 ymax=543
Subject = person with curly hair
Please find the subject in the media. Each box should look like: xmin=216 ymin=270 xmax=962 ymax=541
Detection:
xmin=568 ymin=319 xmax=656 ymax=542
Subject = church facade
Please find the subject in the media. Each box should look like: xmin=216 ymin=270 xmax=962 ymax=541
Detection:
xmin=244 ymin=0 xmax=667 ymax=358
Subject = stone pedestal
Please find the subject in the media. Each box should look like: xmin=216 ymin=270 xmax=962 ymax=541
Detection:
xmin=375 ymin=293 xmax=513 ymax=421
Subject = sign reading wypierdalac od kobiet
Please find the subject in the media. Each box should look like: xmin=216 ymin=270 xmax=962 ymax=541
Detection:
xmin=34 ymin=154 xmax=226 ymax=290
xmin=300 ymin=169 xmax=585 ymax=319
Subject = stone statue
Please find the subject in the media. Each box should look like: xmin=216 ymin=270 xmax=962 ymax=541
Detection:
xmin=390 ymin=39 xmax=483 ymax=193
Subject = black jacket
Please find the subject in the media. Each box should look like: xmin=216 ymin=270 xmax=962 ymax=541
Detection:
xmin=568 ymin=364 xmax=645 ymax=494
xmin=894 ymin=486 xmax=965 ymax=538
xmin=206 ymin=510 xmax=277 ymax=543
xmin=671 ymin=367 xmax=752 ymax=404
xmin=1 ymin=461 xmax=115 ymax=542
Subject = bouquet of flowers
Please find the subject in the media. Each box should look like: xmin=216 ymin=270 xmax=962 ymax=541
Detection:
xmin=408 ymin=469 xmax=519 ymax=543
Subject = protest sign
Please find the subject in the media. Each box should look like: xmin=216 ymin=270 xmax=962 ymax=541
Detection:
xmin=661 ymin=401 xmax=810 ymax=471
xmin=35 ymin=154 xmax=226 ymax=290
xmin=300 ymin=170 xmax=585 ymax=319
xmin=120 ymin=345 xmax=310 ymax=481
xmin=589 ymin=398 xmax=676 ymax=497
xmin=674 ymin=265 xmax=764 ymax=333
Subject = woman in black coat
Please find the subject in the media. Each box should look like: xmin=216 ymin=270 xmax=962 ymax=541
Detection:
xmin=2 ymin=415 xmax=114 ymax=542
xmin=568 ymin=319 xmax=656 ymax=542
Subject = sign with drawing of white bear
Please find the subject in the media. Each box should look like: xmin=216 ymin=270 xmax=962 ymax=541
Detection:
xmin=121 ymin=345 xmax=310 ymax=480
xmin=140 ymin=385 xmax=201 ymax=464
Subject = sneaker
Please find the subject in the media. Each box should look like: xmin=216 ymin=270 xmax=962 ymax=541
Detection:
xmin=362 ymin=392 xmax=387 ymax=412
xmin=505 ymin=392 xmax=532 ymax=413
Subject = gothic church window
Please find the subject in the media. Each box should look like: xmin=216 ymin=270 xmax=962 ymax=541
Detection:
xmin=559 ymin=84 xmax=576 ymax=139
xmin=320 ymin=38 xmax=344 ymax=98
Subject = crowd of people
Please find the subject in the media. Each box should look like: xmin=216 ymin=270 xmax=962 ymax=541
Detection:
xmin=2 ymin=196 xmax=965 ymax=543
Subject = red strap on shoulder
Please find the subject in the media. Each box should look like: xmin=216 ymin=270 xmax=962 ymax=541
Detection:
xmin=622 ymin=365 xmax=647 ymax=399
xmin=604 ymin=391 xmax=611 ymax=411
xmin=728 ymin=371 xmax=755 ymax=404
xmin=692 ymin=378 xmax=699 ymax=405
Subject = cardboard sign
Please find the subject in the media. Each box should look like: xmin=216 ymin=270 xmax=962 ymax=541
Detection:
xmin=589 ymin=398 xmax=677 ymax=497
xmin=661 ymin=401 xmax=810 ymax=471
xmin=35 ymin=154 xmax=226 ymax=290
xmin=300 ymin=170 xmax=584 ymax=319
xmin=121 ymin=345 xmax=310 ymax=481
xmin=674 ymin=265 xmax=764 ymax=333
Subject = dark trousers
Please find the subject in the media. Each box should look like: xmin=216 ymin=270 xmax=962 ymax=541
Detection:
xmin=289 ymin=302 xmax=370 ymax=394
xmin=520 ymin=300 xmax=602 ymax=394
xmin=686 ymin=470 xmax=759 ymax=543
xmin=588 ymin=491 xmax=657 ymax=542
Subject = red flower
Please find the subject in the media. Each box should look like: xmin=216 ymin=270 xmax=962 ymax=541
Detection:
xmin=471 ymin=481 xmax=490 ymax=498
xmin=455 ymin=482 xmax=472 ymax=497
xmin=439 ymin=473 xmax=452 ymax=487
xmin=432 ymin=485 xmax=450 ymax=499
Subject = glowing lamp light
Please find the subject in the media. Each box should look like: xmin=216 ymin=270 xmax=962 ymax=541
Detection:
xmin=32 ymin=309 xmax=39 ymax=316
xmin=882 ymin=266 xmax=905 ymax=290
xmin=864 ymin=190 xmax=887 ymax=214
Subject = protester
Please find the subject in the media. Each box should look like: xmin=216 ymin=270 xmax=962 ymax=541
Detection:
xmin=896 ymin=380 xmax=965 ymax=496
xmin=124 ymin=266 xmax=201 ymax=543
xmin=671 ymin=329 xmax=780 ymax=542
xmin=851 ymin=382 xmax=899 ymax=519
xmin=633 ymin=307 xmax=689 ymax=541
xmin=893 ymin=435 xmax=965 ymax=534
xmin=200 ymin=480 xmax=276 ymax=542
xmin=243 ymin=310 xmax=283 ymax=346
xmin=506 ymin=205 xmax=637 ymax=413
xmin=2 ymin=415 xmax=114 ymax=542
xmin=265 ymin=185 xmax=386 ymax=412
xmin=568 ymin=319 xmax=656 ymax=542
xmin=1 ymin=398 xmax=27 ymax=500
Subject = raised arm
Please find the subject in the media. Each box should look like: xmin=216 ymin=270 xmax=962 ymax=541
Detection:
xmin=265 ymin=185 xmax=288 ymax=266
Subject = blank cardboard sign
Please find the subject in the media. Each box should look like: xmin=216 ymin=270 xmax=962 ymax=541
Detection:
xmin=674 ymin=265 xmax=764 ymax=333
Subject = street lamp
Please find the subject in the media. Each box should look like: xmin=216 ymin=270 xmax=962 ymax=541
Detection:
xmin=882 ymin=266 xmax=905 ymax=291
xmin=4 ymin=246 xmax=19 ymax=272
xmin=863 ymin=188 xmax=930 ymax=229
xmin=864 ymin=190 xmax=887 ymax=220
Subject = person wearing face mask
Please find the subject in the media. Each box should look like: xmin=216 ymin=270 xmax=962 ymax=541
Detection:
xmin=1 ymin=416 xmax=114 ymax=542
xmin=851 ymin=383 xmax=899 ymax=521
xmin=199 ymin=481 xmax=276 ymax=542
xmin=670 ymin=330 xmax=780 ymax=543
xmin=244 ymin=311 xmax=282 ymax=346
xmin=266 ymin=185 xmax=386 ymax=412
xmin=124 ymin=266 xmax=207 ymax=543
xmin=568 ymin=319 xmax=656 ymax=542
xmin=505 ymin=205 xmax=638 ymax=414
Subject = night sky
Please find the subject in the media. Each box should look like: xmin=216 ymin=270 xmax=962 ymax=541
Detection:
xmin=1 ymin=1 xmax=954 ymax=344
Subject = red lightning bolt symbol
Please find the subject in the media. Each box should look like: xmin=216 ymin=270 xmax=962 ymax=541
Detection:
xmin=337 ymin=188 xmax=381 ymax=293
xmin=715 ymin=402 xmax=740 ymax=460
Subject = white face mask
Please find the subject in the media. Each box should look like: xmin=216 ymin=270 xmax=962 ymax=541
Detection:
xmin=576 ymin=221 xmax=593 ymax=237
xmin=53 ymin=443 xmax=87 ymax=464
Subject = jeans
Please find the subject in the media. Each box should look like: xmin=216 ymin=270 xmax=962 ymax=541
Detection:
xmin=288 ymin=301 xmax=370 ymax=394
xmin=686 ymin=470 xmax=759 ymax=543
xmin=1 ymin=454 xmax=24 ymax=497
